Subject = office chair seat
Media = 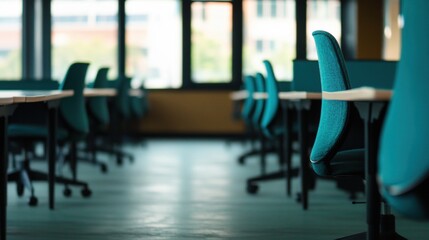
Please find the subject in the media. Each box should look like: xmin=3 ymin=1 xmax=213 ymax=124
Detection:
xmin=8 ymin=124 xmax=69 ymax=141
xmin=312 ymin=149 xmax=365 ymax=177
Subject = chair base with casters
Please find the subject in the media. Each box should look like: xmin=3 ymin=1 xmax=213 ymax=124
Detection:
xmin=238 ymin=136 xmax=277 ymax=174
xmin=245 ymin=135 xmax=301 ymax=196
xmin=8 ymin=128 xmax=93 ymax=204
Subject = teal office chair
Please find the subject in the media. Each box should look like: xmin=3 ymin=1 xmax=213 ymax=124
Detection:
xmin=241 ymin=76 xmax=257 ymax=128
xmin=310 ymin=31 xmax=365 ymax=178
xmin=252 ymin=73 xmax=266 ymax=131
xmin=129 ymin=84 xmax=148 ymax=120
xmin=246 ymin=61 xmax=298 ymax=195
xmin=80 ymin=67 xmax=111 ymax=173
xmin=311 ymin=31 xmax=405 ymax=240
xmin=8 ymin=62 xmax=92 ymax=206
xmin=128 ymin=84 xmax=149 ymax=145
xmin=379 ymin=0 xmax=429 ymax=220
xmin=105 ymin=76 xmax=134 ymax=165
xmin=238 ymin=74 xmax=278 ymax=169
xmin=237 ymin=75 xmax=258 ymax=164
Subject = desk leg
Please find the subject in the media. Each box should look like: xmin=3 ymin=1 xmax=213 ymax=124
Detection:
xmin=0 ymin=115 xmax=7 ymax=240
xmin=297 ymin=105 xmax=309 ymax=210
xmin=281 ymin=101 xmax=293 ymax=197
xmin=356 ymin=102 xmax=383 ymax=240
xmin=47 ymin=107 xmax=57 ymax=210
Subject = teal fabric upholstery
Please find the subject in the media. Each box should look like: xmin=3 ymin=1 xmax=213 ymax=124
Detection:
xmin=260 ymin=60 xmax=281 ymax=138
xmin=8 ymin=124 xmax=68 ymax=140
xmin=312 ymin=149 xmax=365 ymax=177
xmin=115 ymin=77 xmax=131 ymax=119
xmin=130 ymin=95 xmax=144 ymax=118
xmin=88 ymin=68 xmax=110 ymax=126
xmin=8 ymin=63 xmax=90 ymax=141
xmin=378 ymin=0 xmax=429 ymax=219
xmin=59 ymin=62 xmax=90 ymax=136
xmin=310 ymin=31 xmax=361 ymax=177
xmin=252 ymin=73 xmax=266 ymax=130
xmin=241 ymin=76 xmax=256 ymax=126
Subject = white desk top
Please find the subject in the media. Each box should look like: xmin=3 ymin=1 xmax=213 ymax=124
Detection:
xmin=322 ymin=87 xmax=392 ymax=101
xmin=128 ymin=89 xmax=144 ymax=98
xmin=0 ymin=90 xmax=74 ymax=103
xmin=0 ymin=96 xmax=14 ymax=105
xmin=230 ymin=90 xmax=248 ymax=100
xmin=279 ymin=91 xmax=322 ymax=100
xmin=84 ymin=88 xmax=117 ymax=97
xmin=253 ymin=92 xmax=267 ymax=99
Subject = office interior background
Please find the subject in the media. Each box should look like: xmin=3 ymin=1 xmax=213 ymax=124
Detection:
xmin=0 ymin=0 xmax=401 ymax=136
xmin=3 ymin=0 xmax=428 ymax=240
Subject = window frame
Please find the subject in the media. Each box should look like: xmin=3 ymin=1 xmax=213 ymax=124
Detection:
xmin=16 ymin=0 xmax=346 ymax=91
xmin=182 ymin=0 xmax=242 ymax=90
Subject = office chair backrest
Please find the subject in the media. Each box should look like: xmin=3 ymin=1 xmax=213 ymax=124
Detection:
xmin=379 ymin=0 xmax=429 ymax=219
xmin=260 ymin=60 xmax=280 ymax=138
xmin=88 ymin=67 xmax=110 ymax=126
xmin=241 ymin=75 xmax=256 ymax=125
xmin=130 ymin=94 xmax=144 ymax=119
xmin=310 ymin=31 xmax=352 ymax=176
xmin=115 ymin=76 xmax=131 ymax=119
xmin=252 ymin=73 xmax=266 ymax=129
xmin=59 ymin=62 xmax=90 ymax=135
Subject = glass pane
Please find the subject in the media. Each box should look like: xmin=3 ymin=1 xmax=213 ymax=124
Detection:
xmin=307 ymin=0 xmax=341 ymax=60
xmin=52 ymin=0 xmax=118 ymax=82
xmin=126 ymin=0 xmax=182 ymax=89
xmin=0 ymin=0 xmax=22 ymax=80
xmin=191 ymin=2 xmax=232 ymax=83
xmin=243 ymin=0 xmax=296 ymax=81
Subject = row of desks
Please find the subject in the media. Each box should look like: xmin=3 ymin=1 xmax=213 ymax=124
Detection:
xmin=230 ymin=87 xmax=392 ymax=101
xmin=0 ymin=88 xmax=144 ymax=240
xmin=231 ymin=86 xmax=392 ymax=240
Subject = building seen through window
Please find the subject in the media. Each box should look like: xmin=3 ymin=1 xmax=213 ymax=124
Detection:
xmin=307 ymin=0 xmax=341 ymax=60
xmin=126 ymin=0 xmax=182 ymax=89
xmin=0 ymin=0 xmax=22 ymax=80
xmin=52 ymin=0 xmax=118 ymax=82
xmin=191 ymin=1 xmax=233 ymax=84
xmin=243 ymin=0 xmax=296 ymax=81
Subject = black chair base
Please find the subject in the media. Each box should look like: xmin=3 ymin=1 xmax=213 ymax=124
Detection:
xmin=8 ymin=160 xmax=92 ymax=204
xmin=76 ymin=152 xmax=108 ymax=173
xmin=336 ymin=232 xmax=366 ymax=240
xmin=336 ymin=214 xmax=407 ymax=240
xmin=246 ymin=168 xmax=299 ymax=195
xmin=87 ymin=145 xmax=134 ymax=165
xmin=237 ymin=146 xmax=277 ymax=165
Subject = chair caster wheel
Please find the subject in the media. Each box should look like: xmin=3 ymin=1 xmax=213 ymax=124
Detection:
xmin=63 ymin=188 xmax=72 ymax=197
xmin=247 ymin=182 xmax=259 ymax=194
xmin=238 ymin=157 xmax=245 ymax=165
xmin=16 ymin=183 xmax=24 ymax=197
xmin=28 ymin=196 xmax=38 ymax=207
xmin=100 ymin=164 xmax=108 ymax=173
xmin=81 ymin=187 xmax=92 ymax=198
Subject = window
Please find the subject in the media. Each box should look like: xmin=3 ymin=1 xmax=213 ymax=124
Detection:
xmin=243 ymin=0 xmax=296 ymax=81
xmin=126 ymin=0 xmax=182 ymax=89
xmin=191 ymin=1 xmax=232 ymax=83
xmin=0 ymin=0 xmax=22 ymax=80
xmin=52 ymin=0 xmax=118 ymax=82
xmin=307 ymin=0 xmax=341 ymax=60
xmin=271 ymin=0 xmax=277 ymax=17
xmin=257 ymin=0 xmax=263 ymax=17
xmin=383 ymin=0 xmax=401 ymax=60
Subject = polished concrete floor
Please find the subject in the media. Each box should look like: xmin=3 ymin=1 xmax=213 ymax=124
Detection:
xmin=6 ymin=139 xmax=429 ymax=239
